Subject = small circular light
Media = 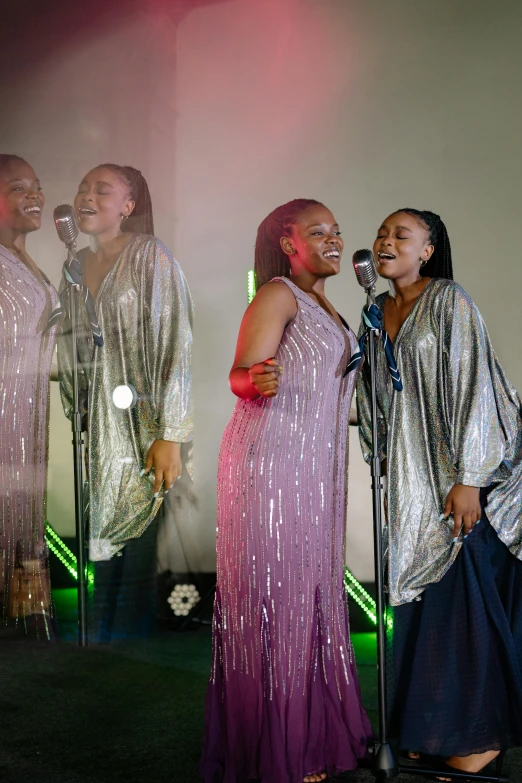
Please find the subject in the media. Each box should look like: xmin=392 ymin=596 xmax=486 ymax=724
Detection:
xmin=112 ymin=384 xmax=137 ymax=410
xmin=167 ymin=584 xmax=200 ymax=617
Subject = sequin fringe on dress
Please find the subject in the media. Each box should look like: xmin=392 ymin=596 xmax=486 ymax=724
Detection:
xmin=200 ymin=278 xmax=372 ymax=783
xmin=0 ymin=246 xmax=58 ymax=640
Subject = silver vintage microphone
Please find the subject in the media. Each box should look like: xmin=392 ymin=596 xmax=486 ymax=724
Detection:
xmin=54 ymin=204 xmax=79 ymax=249
xmin=352 ymin=248 xmax=378 ymax=301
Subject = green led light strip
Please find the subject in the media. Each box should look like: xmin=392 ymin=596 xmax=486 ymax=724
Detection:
xmin=46 ymin=522 xmax=94 ymax=584
xmin=246 ymin=270 xmax=380 ymax=626
xmin=46 ymin=523 xmax=76 ymax=563
xmin=345 ymin=566 xmax=392 ymax=629
xmin=344 ymin=566 xmax=375 ymax=617
xmin=47 ymin=533 xmax=78 ymax=580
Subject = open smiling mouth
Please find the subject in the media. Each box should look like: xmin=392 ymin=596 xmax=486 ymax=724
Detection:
xmin=324 ymin=249 xmax=340 ymax=259
xmin=24 ymin=206 xmax=41 ymax=216
xmin=377 ymin=252 xmax=396 ymax=262
xmin=78 ymin=208 xmax=97 ymax=217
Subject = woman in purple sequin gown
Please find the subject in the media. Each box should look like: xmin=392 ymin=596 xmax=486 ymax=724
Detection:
xmin=0 ymin=155 xmax=58 ymax=640
xmin=201 ymin=200 xmax=372 ymax=783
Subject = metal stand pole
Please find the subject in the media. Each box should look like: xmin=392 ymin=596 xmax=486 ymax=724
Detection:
xmin=67 ymin=266 xmax=88 ymax=647
xmin=367 ymin=318 xmax=398 ymax=780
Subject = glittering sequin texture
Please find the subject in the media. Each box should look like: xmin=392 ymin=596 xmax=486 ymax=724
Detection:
xmin=357 ymin=279 xmax=522 ymax=606
xmin=0 ymin=246 xmax=58 ymax=638
xmin=58 ymin=235 xmax=194 ymax=560
xmin=201 ymin=278 xmax=372 ymax=783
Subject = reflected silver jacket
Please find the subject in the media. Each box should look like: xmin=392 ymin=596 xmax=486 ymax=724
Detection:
xmin=58 ymin=234 xmax=194 ymax=560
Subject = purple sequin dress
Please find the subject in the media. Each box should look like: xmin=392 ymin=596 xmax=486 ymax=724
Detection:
xmin=201 ymin=278 xmax=372 ymax=783
xmin=0 ymin=246 xmax=58 ymax=639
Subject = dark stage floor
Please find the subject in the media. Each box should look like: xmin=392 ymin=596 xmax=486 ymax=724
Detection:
xmin=0 ymin=589 xmax=519 ymax=783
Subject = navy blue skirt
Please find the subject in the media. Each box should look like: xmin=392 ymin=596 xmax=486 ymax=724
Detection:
xmin=388 ymin=492 xmax=522 ymax=756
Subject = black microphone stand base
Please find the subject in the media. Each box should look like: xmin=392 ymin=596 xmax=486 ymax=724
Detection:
xmin=371 ymin=742 xmax=399 ymax=780
xmin=367 ymin=745 xmax=508 ymax=782
xmin=397 ymin=764 xmax=508 ymax=782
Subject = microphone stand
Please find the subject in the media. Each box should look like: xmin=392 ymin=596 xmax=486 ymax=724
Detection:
xmin=364 ymin=285 xmax=397 ymax=780
xmin=64 ymin=245 xmax=88 ymax=647
xmin=362 ymin=288 xmax=507 ymax=783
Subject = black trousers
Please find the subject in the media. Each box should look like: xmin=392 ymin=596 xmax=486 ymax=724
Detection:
xmin=88 ymin=516 xmax=159 ymax=644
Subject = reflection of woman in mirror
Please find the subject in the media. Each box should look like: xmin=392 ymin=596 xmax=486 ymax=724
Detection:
xmin=58 ymin=164 xmax=194 ymax=643
xmin=0 ymin=154 xmax=59 ymax=640
xmin=201 ymin=200 xmax=372 ymax=783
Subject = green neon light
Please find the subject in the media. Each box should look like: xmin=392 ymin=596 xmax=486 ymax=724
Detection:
xmin=344 ymin=566 xmax=392 ymax=629
xmin=46 ymin=524 xmax=76 ymax=562
xmin=245 ymin=271 xmax=379 ymax=626
xmin=247 ymin=270 xmax=256 ymax=304
xmin=46 ymin=523 xmax=94 ymax=584
xmin=344 ymin=567 xmax=376 ymax=623
xmin=47 ymin=535 xmax=78 ymax=580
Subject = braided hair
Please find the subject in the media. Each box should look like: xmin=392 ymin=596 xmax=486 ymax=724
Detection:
xmin=254 ymin=198 xmax=323 ymax=289
xmin=0 ymin=154 xmax=29 ymax=177
xmin=98 ymin=163 xmax=154 ymax=235
xmin=396 ymin=208 xmax=453 ymax=280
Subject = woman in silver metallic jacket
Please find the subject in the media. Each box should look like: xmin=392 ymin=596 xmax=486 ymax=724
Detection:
xmin=58 ymin=164 xmax=194 ymax=642
xmin=357 ymin=208 xmax=522 ymax=779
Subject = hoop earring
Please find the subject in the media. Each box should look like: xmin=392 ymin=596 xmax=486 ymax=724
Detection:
xmin=420 ymin=259 xmax=428 ymax=267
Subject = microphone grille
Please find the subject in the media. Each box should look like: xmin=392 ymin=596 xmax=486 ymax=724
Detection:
xmin=352 ymin=249 xmax=378 ymax=291
xmin=53 ymin=204 xmax=79 ymax=247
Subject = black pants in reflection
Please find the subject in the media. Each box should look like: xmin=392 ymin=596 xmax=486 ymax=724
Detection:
xmin=88 ymin=517 xmax=159 ymax=644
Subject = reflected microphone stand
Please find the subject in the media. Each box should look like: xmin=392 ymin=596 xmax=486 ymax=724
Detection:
xmin=52 ymin=205 xmax=101 ymax=647
xmin=351 ymin=250 xmax=507 ymax=783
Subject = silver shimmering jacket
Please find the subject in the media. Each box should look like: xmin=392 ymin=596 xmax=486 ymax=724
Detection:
xmin=58 ymin=234 xmax=194 ymax=560
xmin=357 ymin=278 xmax=522 ymax=605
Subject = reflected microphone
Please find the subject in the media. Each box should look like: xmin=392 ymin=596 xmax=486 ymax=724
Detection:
xmin=352 ymin=249 xmax=378 ymax=298
xmin=51 ymin=204 xmax=104 ymax=347
xmin=54 ymin=204 xmax=79 ymax=249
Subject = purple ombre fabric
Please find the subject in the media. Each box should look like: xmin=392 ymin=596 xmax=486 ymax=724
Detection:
xmin=201 ymin=278 xmax=372 ymax=783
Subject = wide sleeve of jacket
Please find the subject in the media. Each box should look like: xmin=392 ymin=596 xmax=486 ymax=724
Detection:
xmin=141 ymin=239 xmax=194 ymax=443
xmin=441 ymin=283 xmax=511 ymax=487
xmin=356 ymin=315 xmax=388 ymax=465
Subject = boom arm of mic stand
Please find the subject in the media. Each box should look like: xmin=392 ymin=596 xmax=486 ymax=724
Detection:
xmin=65 ymin=248 xmax=88 ymax=647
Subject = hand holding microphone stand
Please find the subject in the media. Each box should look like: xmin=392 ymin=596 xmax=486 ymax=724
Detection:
xmin=351 ymin=251 xmax=507 ymax=783
xmin=53 ymin=205 xmax=103 ymax=647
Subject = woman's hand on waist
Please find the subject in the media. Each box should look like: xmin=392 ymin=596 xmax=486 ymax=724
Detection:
xmin=229 ymin=359 xmax=283 ymax=400
xmin=249 ymin=358 xmax=282 ymax=398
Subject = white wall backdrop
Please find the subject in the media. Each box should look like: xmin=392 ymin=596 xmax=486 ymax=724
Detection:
xmin=174 ymin=0 xmax=522 ymax=577
xmin=1 ymin=0 xmax=521 ymax=580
